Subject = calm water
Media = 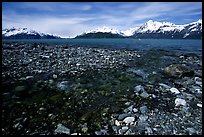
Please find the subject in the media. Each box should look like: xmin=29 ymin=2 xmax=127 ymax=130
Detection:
xmin=3 ymin=38 xmax=202 ymax=55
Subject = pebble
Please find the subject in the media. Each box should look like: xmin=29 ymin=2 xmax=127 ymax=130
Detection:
xmin=133 ymin=108 xmax=138 ymax=113
xmin=13 ymin=122 xmax=23 ymax=130
xmin=123 ymin=117 xmax=135 ymax=125
xmin=134 ymin=85 xmax=144 ymax=93
xmin=140 ymin=91 xmax=149 ymax=98
xmin=197 ymin=103 xmax=202 ymax=108
xmin=124 ymin=102 xmax=131 ymax=106
xmin=53 ymin=74 xmax=58 ymax=79
xmin=140 ymin=106 xmax=148 ymax=114
xmin=170 ymin=87 xmax=180 ymax=94
xmin=71 ymin=133 xmax=81 ymax=135
xmin=95 ymin=131 xmax=102 ymax=135
xmin=159 ymin=83 xmax=171 ymax=89
xmin=115 ymin=120 xmax=121 ymax=126
xmin=175 ymin=98 xmax=186 ymax=107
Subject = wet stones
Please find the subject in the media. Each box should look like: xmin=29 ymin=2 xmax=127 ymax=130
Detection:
xmin=164 ymin=64 xmax=194 ymax=78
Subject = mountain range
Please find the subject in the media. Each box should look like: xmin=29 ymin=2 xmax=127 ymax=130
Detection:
xmin=2 ymin=28 xmax=60 ymax=39
xmin=75 ymin=19 xmax=202 ymax=39
xmin=2 ymin=19 xmax=202 ymax=39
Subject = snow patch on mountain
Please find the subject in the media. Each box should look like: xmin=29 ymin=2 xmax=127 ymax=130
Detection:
xmin=85 ymin=26 xmax=121 ymax=34
xmin=121 ymin=27 xmax=139 ymax=36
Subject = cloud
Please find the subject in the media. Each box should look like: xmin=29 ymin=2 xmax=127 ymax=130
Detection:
xmin=2 ymin=11 xmax=96 ymax=37
xmin=2 ymin=2 xmax=202 ymax=37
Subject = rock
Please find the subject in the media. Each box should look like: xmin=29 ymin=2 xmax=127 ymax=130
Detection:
xmin=95 ymin=131 xmax=102 ymax=135
xmin=164 ymin=64 xmax=194 ymax=78
xmin=53 ymin=74 xmax=58 ymax=79
xmin=71 ymin=133 xmax=81 ymax=135
xmin=159 ymin=83 xmax=171 ymax=89
xmin=130 ymin=69 xmax=147 ymax=79
xmin=115 ymin=120 xmax=121 ymax=126
xmin=100 ymin=129 xmax=108 ymax=135
xmin=15 ymin=86 xmax=26 ymax=92
xmin=112 ymin=126 xmax=120 ymax=132
xmin=125 ymin=102 xmax=131 ymax=106
xmin=134 ymin=85 xmax=144 ymax=93
xmin=139 ymin=115 xmax=148 ymax=121
xmin=145 ymin=127 xmax=153 ymax=135
xmin=123 ymin=117 xmax=135 ymax=125
xmin=126 ymin=105 xmax=134 ymax=113
xmin=118 ymin=113 xmax=130 ymax=120
xmin=186 ymin=127 xmax=196 ymax=135
xmin=121 ymin=126 xmax=129 ymax=133
xmin=26 ymin=76 xmax=33 ymax=79
xmin=170 ymin=87 xmax=180 ymax=94
xmin=39 ymin=107 xmax=46 ymax=111
xmin=13 ymin=122 xmax=23 ymax=130
xmin=57 ymin=81 xmax=69 ymax=91
xmin=197 ymin=103 xmax=202 ymax=108
xmin=139 ymin=106 xmax=148 ymax=114
xmin=54 ymin=124 xmax=70 ymax=135
xmin=175 ymin=98 xmax=186 ymax=107
xmin=133 ymin=108 xmax=138 ymax=113
xmin=140 ymin=91 xmax=149 ymax=98
xmin=81 ymin=126 xmax=88 ymax=133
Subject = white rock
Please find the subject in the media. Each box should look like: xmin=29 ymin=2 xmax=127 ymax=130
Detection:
xmin=175 ymin=98 xmax=186 ymax=107
xmin=197 ymin=103 xmax=202 ymax=108
xmin=55 ymin=124 xmax=70 ymax=134
xmin=170 ymin=87 xmax=180 ymax=94
xmin=53 ymin=74 xmax=58 ymax=79
xmin=159 ymin=83 xmax=171 ymax=89
xmin=123 ymin=117 xmax=135 ymax=124
xmin=140 ymin=91 xmax=149 ymax=98
xmin=115 ymin=120 xmax=121 ymax=126
xmin=133 ymin=108 xmax=138 ymax=113
xmin=127 ymin=105 xmax=133 ymax=112
xmin=134 ymin=85 xmax=144 ymax=93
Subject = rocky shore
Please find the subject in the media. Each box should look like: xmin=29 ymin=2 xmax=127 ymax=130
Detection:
xmin=2 ymin=42 xmax=202 ymax=135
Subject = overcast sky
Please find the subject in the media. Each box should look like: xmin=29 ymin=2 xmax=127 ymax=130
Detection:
xmin=2 ymin=2 xmax=202 ymax=38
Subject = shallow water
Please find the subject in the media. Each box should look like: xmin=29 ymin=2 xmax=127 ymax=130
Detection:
xmin=3 ymin=38 xmax=202 ymax=55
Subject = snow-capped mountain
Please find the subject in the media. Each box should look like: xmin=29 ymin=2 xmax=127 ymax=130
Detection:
xmin=2 ymin=27 xmax=61 ymax=39
xmin=85 ymin=26 xmax=122 ymax=35
xmin=75 ymin=26 xmax=125 ymax=38
xmin=75 ymin=19 xmax=202 ymax=39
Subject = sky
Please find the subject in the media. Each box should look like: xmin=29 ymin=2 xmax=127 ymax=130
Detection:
xmin=2 ymin=2 xmax=202 ymax=38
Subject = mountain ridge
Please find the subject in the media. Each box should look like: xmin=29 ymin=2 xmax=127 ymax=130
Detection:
xmin=75 ymin=19 xmax=202 ymax=39
xmin=2 ymin=19 xmax=202 ymax=39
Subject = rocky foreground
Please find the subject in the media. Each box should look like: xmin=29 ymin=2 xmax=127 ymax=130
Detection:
xmin=2 ymin=42 xmax=202 ymax=135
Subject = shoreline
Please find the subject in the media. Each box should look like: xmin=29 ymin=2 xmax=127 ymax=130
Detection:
xmin=2 ymin=42 xmax=202 ymax=135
